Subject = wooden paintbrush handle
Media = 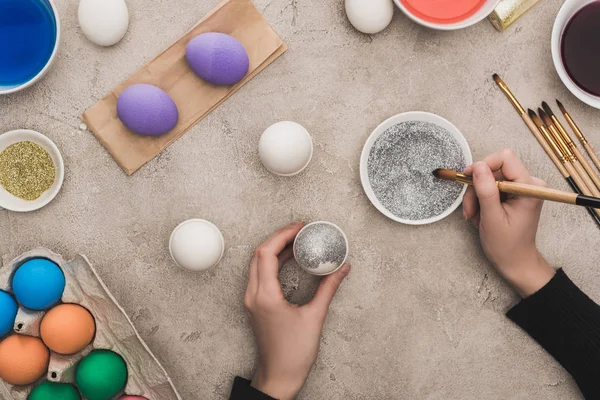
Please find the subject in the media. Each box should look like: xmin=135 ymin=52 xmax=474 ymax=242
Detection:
xmin=572 ymin=146 xmax=600 ymax=192
xmin=583 ymin=142 xmax=600 ymax=172
xmin=497 ymin=181 xmax=578 ymax=204
xmin=521 ymin=114 xmax=569 ymax=177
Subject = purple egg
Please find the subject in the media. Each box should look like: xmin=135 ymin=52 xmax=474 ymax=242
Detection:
xmin=117 ymin=84 xmax=179 ymax=136
xmin=185 ymin=32 xmax=250 ymax=86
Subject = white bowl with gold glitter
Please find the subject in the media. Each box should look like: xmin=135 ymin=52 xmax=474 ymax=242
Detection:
xmin=0 ymin=130 xmax=64 ymax=212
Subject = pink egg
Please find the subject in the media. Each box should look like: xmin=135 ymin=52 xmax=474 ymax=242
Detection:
xmin=119 ymin=397 xmax=148 ymax=400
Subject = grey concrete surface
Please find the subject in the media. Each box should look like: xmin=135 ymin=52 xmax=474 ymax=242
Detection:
xmin=1 ymin=0 xmax=598 ymax=398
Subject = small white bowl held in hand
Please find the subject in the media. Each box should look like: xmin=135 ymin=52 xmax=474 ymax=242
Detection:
xmin=0 ymin=130 xmax=64 ymax=212
xmin=552 ymin=0 xmax=600 ymax=109
xmin=0 ymin=0 xmax=60 ymax=95
xmin=293 ymin=221 xmax=349 ymax=276
xmin=359 ymin=111 xmax=473 ymax=225
xmin=169 ymin=219 xmax=225 ymax=272
xmin=393 ymin=0 xmax=501 ymax=30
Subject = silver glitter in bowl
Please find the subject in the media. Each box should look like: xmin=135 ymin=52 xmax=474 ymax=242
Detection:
xmin=367 ymin=121 xmax=466 ymax=221
xmin=293 ymin=222 xmax=348 ymax=276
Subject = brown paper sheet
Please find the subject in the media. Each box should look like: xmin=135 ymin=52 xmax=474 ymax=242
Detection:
xmin=82 ymin=0 xmax=287 ymax=175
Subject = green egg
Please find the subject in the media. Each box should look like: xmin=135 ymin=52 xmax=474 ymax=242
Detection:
xmin=29 ymin=381 xmax=81 ymax=400
xmin=75 ymin=350 xmax=128 ymax=400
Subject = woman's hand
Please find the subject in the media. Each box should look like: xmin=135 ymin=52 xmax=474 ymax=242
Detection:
xmin=245 ymin=222 xmax=351 ymax=400
xmin=462 ymin=149 xmax=555 ymax=298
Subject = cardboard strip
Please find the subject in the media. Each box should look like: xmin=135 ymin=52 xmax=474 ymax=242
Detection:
xmin=83 ymin=0 xmax=286 ymax=174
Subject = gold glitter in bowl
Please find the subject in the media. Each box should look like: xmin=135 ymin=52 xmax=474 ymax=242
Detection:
xmin=0 ymin=141 xmax=56 ymax=201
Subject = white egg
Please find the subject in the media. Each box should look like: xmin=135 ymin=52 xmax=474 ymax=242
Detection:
xmin=78 ymin=0 xmax=129 ymax=47
xmin=345 ymin=0 xmax=394 ymax=34
xmin=169 ymin=219 xmax=225 ymax=272
xmin=259 ymin=121 xmax=313 ymax=176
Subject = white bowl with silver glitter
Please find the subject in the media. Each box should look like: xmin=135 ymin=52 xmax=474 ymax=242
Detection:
xmin=293 ymin=221 xmax=349 ymax=276
xmin=360 ymin=112 xmax=472 ymax=225
xmin=0 ymin=129 xmax=64 ymax=212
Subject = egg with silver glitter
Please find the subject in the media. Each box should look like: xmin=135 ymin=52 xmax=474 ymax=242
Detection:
xmin=293 ymin=222 xmax=348 ymax=276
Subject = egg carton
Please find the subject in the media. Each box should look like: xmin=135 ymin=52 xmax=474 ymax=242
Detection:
xmin=0 ymin=248 xmax=182 ymax=400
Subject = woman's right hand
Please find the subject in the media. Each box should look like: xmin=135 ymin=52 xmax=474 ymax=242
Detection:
xmin=462 ymin=149 xmax=556 ymax=298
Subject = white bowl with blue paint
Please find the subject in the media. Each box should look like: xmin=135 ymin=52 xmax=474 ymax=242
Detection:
xmin=0 ymin=0 xmax=60 ymax=95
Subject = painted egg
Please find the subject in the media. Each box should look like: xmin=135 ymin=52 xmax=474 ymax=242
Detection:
xmin=41 ymin=304 xmax=96 ymax=355
xmin=293 ymin=222 xmax=349 ymax=276
xmin=169 ymin=219 xmax=225 ymax=272
xmin=78 ymin=0 xmax=129 ymax=46
xmin=76 ymin=350 xmax=128 ymax=400
xmin=0 ymin=291 xmax=17 ymax=336
xmin=29 ymin=382 xmax=81 ymax=400
xmin=186 ymin=32 xmax=250 ymax=86
xmin=0 ymin=335 xmax=50 ymax=385
xmin=345 ymin=0 xmax=394 ymax=34
xmin=259 ymin=121 xmax=313 ymax=176
xmin=117 ymin=84 xmax=179 ymax=136
xmin=12 ymin=258 xmax=65 ymax=310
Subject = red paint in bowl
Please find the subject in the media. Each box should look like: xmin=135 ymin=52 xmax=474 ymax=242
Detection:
xmin=399 ymin=0 xmax=487 ymax=24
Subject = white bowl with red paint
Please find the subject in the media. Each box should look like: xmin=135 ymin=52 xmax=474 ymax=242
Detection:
xmin=393 ymin=0 xmax=501 ymax=30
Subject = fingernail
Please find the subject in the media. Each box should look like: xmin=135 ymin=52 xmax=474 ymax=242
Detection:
xmin=473 ymin=162 xmax=487 ymax=178
xmin=340 ymin=264 xmax=351 ymax=276
xmin=462 ymin=208 xmax=467 ymax=220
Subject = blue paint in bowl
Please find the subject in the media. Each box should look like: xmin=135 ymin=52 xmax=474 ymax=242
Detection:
xmin=0 ymin=0 xmax=58 ymax=92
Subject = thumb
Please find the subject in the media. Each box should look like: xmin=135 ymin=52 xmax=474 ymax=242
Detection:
xmin=308 ymin=264 xmax=351 ymax=317
xmin=472 ymin=162 xmax=504 ymax=222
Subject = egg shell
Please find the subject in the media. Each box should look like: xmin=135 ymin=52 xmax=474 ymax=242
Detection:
xmin=117 ymin=84 xmax=179 ymax=136
xmin=12 ymin=258 xmax=65 ymax=311
xmin=0 ymin=335 xmax=49 ymax=385
xmin=293 ymin=222 xmax=349 ymax=276
xmin=40 ymin=303 xmax=96 ymax=355
xmin=169 ymin=219 xmax=225 ymax=272
xmin=29 ymin=381 xmax=81 ymax=400
xmin=0 ymin=291 xmax=17 ymax=336
xmin=345 ymin=0 xmax=394 ymax=34
xmin=78 ymin=0 xmax=129 ymax=46
xmin=186 ymin=32 xmax=250 ymax=86
xmin=76 ymin=349 xmax=128 ymax=400
xmin=259 ymin=121 xmax=313 ymax=176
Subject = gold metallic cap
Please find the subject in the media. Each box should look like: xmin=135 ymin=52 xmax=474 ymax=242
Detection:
xmin=489 ymin=0 xmax=544 ymax=31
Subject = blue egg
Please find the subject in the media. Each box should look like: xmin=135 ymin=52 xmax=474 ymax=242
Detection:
xmin=12 ymin=258 xmax=65 ymax=311
xmin=0 ymin=291 xmax=17 ymax=336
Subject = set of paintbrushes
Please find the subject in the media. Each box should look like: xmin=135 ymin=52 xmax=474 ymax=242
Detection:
xmin=434 ymin=74 xmax=600 ymax=227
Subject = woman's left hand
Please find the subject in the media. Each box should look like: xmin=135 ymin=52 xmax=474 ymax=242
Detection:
xmin=245 ymin=222 xmax=351 ymax=400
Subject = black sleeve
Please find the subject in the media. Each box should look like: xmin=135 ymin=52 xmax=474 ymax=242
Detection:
xmin=507 ymin=268 xmax=600 ymax=398
xmin=229 ymin=376 xmax=277 ymax=400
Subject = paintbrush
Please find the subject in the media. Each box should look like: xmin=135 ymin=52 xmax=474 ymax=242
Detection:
xmin=530 ymin=109 xmax=600 ymax=222
xmin=492 ymin=74 xmax=568 ymax=178
xmin=557 ymin=99 xmax=600 ymax=172
xmin=433 ymin=169 xmax=600 ymax=209
xmin=542 ymin=101 xmax=600 ymax=191
xmin=538 ymin=108 xmax=600 ymax=198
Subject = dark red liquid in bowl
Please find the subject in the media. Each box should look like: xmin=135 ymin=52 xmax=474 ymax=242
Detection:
xmin=561 ymin=1 xmax=600 ymax=97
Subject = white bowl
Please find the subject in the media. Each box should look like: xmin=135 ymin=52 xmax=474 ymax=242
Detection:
xmin=360 ymin=111 xmax=473 ymax=225
xmin=552 ymin=0 xmax=600 ymax=109
xmin=0 ymin=0 xmax=61 ymax=95
xmin=393 ymin=0 xmax=501 ymax=30
xmin=0 ymin=129 xmax=65 ymax=212
xmin=293 ymin=221 xmax=349 ymax=276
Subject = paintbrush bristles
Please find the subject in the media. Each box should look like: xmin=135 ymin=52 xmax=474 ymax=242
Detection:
xmin=432 ymin=169 xmax=457 ymax=181
xmin=556 ymin=99 xmax=567 ymax=115
xmin=541 ymin=101 xmax=555 ymax=118
xmin=538 ymin=108 xmax=553 ymax=126
xmin=528 ymin=109 xmax=543 ymax=127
